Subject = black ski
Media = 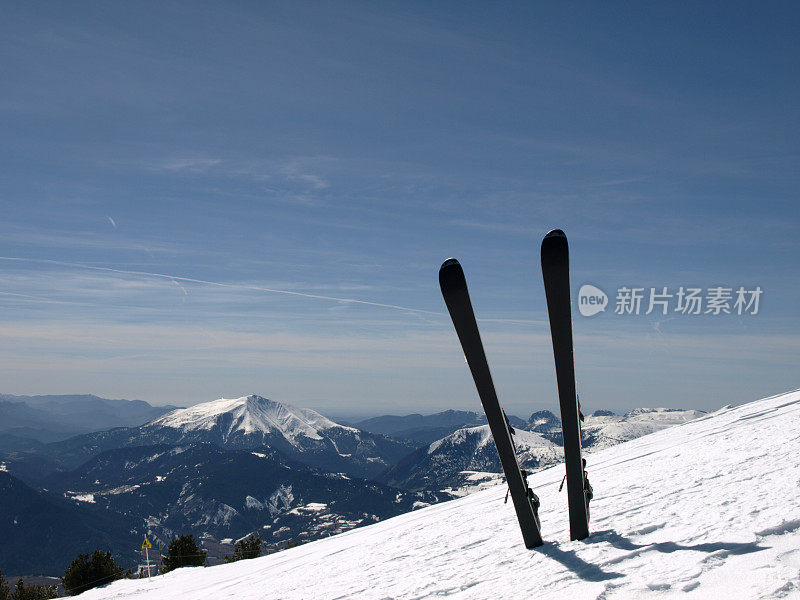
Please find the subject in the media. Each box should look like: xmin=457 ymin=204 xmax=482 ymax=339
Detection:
xmin=541 ymin=229 xmax=590 ymax=541
xmin=439 ymin=258 xmax=543 ymax=549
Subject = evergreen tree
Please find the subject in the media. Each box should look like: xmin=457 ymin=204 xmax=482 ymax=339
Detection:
xmin=224 ymin=535 xmax=263 ymax=563
xmin=12 ymin=582 xmax=26 ymax=600
xmin=62 ymin=550 xmax=125 ymax=596
xmin=0 ymin=571 xmax=9 ymax=600
xmin=161 ymin=534 xmax=206 ymax=572
xmin=10 ymin=579 xmax=57 ymax=600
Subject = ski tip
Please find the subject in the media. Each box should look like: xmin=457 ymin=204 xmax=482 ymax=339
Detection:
xmin=439 ymin=258 xmax=467 ymax=293
xmin=541 ymin=229 xmax=568 ymax=266
xmin=440 ymin=257 xmax=461 ymax=270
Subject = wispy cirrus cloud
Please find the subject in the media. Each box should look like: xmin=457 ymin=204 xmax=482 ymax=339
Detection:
xmin=143 ymin=156 xmax=334 ymax=207
xmin=0 ymin=225 xmax=192 ymax=255
xmin=151 ymin=156 xmax=332 ymax=184
xmin=154 ymin=158 xmax=222 ymax=172
xmin=449 ymin=219 xmax=536 ymax=236
xmin=0 ymin=316 xmax=796 ymax=411
xmin=0 ymin=256 xmax=440 ymax=316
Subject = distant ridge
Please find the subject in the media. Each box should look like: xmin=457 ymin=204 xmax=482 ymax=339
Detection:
xmin=0 ymin=393 xmax=179 ymax=443
xmin=355 ymin=409 xmax=527 ymax=446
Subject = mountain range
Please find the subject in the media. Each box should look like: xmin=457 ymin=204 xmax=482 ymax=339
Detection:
xmin=380 ymin=407 xmax=705 ymax=491
xmin=0 ymin=394 xmax=178 ymax=443
xmin=0 ymin=393 xmax=705 ymax=577
xmin=354 ymin=410 xmax=526 ymax=445
xmin=13 ymin=395 xmax=415 ymax=479
xmin=0 ymin=396 xmax=438 ymax=575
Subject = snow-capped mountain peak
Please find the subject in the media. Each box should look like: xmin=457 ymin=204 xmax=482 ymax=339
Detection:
xmin=427 ymin=424 xmax=492 ymax=454
xmin=147 ymin=395 xmax=346 ymax=445
xmin=382 ymin=424 xmax=561 ymax=491
xmin=136 ymin=395 xmax=411 ymax=478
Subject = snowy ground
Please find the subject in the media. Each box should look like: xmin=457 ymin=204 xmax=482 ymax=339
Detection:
xmin=78 ymin=389 xmax=800 ymax=599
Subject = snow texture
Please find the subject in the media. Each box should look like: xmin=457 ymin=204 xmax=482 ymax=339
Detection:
xmin=441 ymin=471 xmax=505 ymax=497
xmin=77 ymin=389 xmax=800 ymax=599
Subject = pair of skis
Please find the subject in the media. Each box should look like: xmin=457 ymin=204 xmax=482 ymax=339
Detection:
xmin=439 ymin=229 xmax=590 ymax=548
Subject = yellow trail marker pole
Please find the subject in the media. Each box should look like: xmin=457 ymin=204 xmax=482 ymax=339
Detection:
xmin=141 ymin=536 xmax=153 ymax=578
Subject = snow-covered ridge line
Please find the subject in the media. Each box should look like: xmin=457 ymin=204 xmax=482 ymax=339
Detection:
xmin=147 ymin=395 xmax=355 ymax=444
xmin=581 ymin=406 xmax=706 ymax=451
xmin=427 ymin=425 xmax=492 ymax=454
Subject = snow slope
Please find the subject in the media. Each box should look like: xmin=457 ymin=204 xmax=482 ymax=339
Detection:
xmin=79 ymin=389 xmax=800 ymax=599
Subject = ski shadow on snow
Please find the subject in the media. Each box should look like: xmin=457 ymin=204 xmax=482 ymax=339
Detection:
xmin=537 ymin=544 xmax=625 ymax=582
xmin=588 ymin=529 xmax=768 ymax=565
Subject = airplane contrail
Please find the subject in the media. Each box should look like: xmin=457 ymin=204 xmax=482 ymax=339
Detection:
xmin=0 ymin=256 xmax=442 ymax=316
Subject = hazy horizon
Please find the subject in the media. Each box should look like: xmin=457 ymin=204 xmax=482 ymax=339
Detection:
xmin=2 ymin=387 xmax=782 ymax=424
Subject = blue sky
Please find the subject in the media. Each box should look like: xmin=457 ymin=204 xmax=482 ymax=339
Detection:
xmin=1 ymin=1 xmax=798 ymax=418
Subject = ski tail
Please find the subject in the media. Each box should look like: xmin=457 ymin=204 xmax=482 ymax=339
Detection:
xmin=440 ymin=258 xmax=543 ymax=548
xmin=541 ymin=229 xmax=591 ymax=541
